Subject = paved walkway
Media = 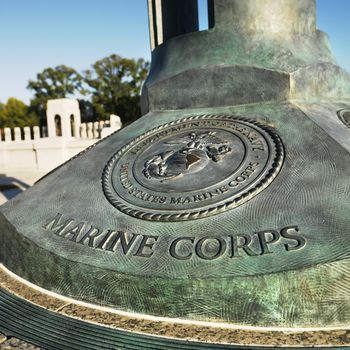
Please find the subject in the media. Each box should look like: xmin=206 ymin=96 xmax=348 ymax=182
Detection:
xmin=0 ymin=170 xmax=47 ymax=205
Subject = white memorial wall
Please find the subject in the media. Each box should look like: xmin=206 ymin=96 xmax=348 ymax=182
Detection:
xmin=0 ymin=99 xmax=122 ymax=172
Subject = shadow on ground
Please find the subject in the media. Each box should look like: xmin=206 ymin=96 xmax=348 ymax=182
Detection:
xmin=0 ymin=174 xmax=30 ymax=200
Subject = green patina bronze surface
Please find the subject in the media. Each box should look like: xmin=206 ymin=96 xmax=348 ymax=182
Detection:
xmin=1 ymin=0 xmax=350 ymax=348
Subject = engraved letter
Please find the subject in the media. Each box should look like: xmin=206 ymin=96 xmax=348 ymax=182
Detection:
xmin=63 ymin=222 xmax=85 ymax=242
xmin=134 ymin=235 xmax=158 ymax=257
xmin=170 ymin=197 xmax=182 ymax=205
xmin=252 ymin=140 xmax=265 ymax=151
xmin=230 ymin=235 xmax=260 ymax=257
xmin=77 ymin=226 xmax=103 ymax=247
xmin=42 ymin=213 xmax=74 ymax=236
xmin=195 ymin=237 xmax=227 ymax=260
xmin=107 ymin=231 xmax=139 ymax=254
xmin=169 ymin=237 xmax=194 ymax=260
xmin=257 ymin=230 xmax=280 ymax=255
xmin=96 ymin=230 xmax=117 ymax=250
xmin=280 ymin=226 xmax=306 ymax=251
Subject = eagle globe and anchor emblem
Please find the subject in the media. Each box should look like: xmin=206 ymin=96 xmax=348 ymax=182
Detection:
xmin=103 ymin=115 xmax=284 ymax=221
xmin=142 ymin=131 xmax=232 ymax=181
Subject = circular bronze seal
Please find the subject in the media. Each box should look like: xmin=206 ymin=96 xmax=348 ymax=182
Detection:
xmin=338 ymin=109 xmax=350 ymax=128
xmin=103 ymin=115 xmax=284 ymax=221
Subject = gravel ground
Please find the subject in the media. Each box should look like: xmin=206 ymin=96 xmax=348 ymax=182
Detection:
xmin=0 ymin=335 xmax=43 ymax=349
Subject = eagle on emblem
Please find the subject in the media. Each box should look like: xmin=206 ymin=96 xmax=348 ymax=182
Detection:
xmin=143 ymin=132 xmax=232 ymax=181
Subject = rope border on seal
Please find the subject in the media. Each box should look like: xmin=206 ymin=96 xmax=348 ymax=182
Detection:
xmin=102 ymin=114 xmax=285 ymax=222
xmin=338 ymin=109 xmax=350 ymax=129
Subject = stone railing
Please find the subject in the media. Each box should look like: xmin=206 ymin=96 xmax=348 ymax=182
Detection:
xmin=80 ymin=114 xmax=122 ymax=139
xmin=0 ymin=115 xmax=122 ymax=171
xmin=80 ymin=121 xmax=104 ymax=139
xmin=0 ymin=115 xmax=121 ymax=143
xmin=0 ymin=126 xmax=48 ymax=142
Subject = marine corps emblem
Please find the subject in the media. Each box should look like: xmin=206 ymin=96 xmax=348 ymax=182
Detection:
xmin=102 ymin=115 xmax=284 ymax=221
xmin=143 ymin=131 xmax=232 ymax=181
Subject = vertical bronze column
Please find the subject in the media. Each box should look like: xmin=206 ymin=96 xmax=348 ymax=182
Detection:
xmin=148 ymin=0 xmax=199 ymax=48
xmin=141 ymin=0 xmax=346 ymax=112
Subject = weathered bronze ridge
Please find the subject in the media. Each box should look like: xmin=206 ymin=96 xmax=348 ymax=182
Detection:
xmin=1 ymin=0 xmax=350 ymax=349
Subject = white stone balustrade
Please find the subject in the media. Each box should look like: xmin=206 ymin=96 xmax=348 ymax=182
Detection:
xmin=0 ymin=97 xmax=122 ymax=172
xmin=33 ymin=126 xmax=40 ymax=140
xmin=1 ymin=114 xmax=121 ymax=143
xmin=93 ymin=121 xmax=99 ymax=139
xmin=80 ymin=124 xmax=87 ymax=139
xmin=4 ymin=128 xmax=11 ymax=142
xmin=24 ymin=127 xmax=31 ymax=141
xmin=14 ymin=127 xmax=21 ymax=141
xmin=86 ymin=122 xmax=93 ymax=139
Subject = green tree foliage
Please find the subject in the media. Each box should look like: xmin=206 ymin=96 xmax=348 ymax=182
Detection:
xmin=78 ymin=99 xmax=96 ymax=123
xmin=0 ymin=98 xmax=38 ymax=128
xmin=24 ymin=56 xmax=149 ymax=127
xmin=84 ymin=54 xmax=149 ymax=124
xmin=27 ymin=65 xmax=84 ymax=124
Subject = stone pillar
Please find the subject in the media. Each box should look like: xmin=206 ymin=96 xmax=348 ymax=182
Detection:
xmin=41 ymin=126 xmax=48 ymax=138
xmin=87 ymin=122 xmax=93 ymax=139
xmin=4 ymin=128 xmax=11 ymax=142
xmin=93 ymin=121 xmax=100 ymax=139
xmin=14 ymin=127 xmax=21 ymax=142
xmin=46 ymin=99 xmax=81 ymax=138
xmin=109 ymin=114 xmax=122 ymax=130
xmin=24 ymin=127 xmax=31 ymax=141
xmin=33 ymin=126 xmax=40 ymax=140
xmin=80 ymin=123 xmax=87 ymax=139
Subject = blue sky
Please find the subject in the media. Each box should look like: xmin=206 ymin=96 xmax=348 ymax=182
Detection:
xmin=0 ymin=0 xmax=349 ymax=104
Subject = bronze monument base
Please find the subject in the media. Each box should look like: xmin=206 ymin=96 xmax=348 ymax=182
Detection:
xmin=1 ymin=265 xmax=350 ymax=349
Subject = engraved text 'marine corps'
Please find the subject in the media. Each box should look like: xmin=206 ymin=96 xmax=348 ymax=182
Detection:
xmin=43 ymin=213 xmax=306 ymax=263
